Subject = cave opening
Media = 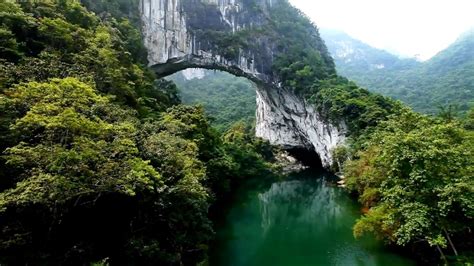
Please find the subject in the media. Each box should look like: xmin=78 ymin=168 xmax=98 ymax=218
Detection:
xmin=165 ymin=68 xmax=325 ymax=170
xmin=286 ymin=147 xmax=323 ymax=169
xmin=166 ymin=68 xmax=323 ymax=169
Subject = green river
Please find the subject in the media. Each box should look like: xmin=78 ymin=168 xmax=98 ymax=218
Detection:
xmin=210 ymin=170 xmax=416 ymax=266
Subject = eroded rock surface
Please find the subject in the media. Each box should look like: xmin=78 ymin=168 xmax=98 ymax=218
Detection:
xmin=139 ymin=0 xmax=346 ymax=167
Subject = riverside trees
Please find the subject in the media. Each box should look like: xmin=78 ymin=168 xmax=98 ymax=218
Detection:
xmin=345 ymin=110 xmax=474 ymax=263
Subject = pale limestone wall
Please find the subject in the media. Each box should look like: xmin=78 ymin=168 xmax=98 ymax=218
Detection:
xmin=139 ymin=0 xmax=346 ymax=167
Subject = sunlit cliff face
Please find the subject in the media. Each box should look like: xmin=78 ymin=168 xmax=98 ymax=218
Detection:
xmin=139 ymin=0 xmax=347 ymax=168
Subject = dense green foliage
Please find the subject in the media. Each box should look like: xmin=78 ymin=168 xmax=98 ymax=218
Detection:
xmin=185 ymin=0 xmax=335 ymax=94
xmin=322 ymin=29 xmax=474 ymax=115
xmin=344 ymin=109 xmax=474 ymax=263
xmin=0 ymin=0 xmax=179 ymax=115
xmin=170 ymin=70 xmax=257 ymax=132
xmin=268 ymin=2 xmax=335 ymax=93
xmin=260 ymin=6 xmax=400 ymax=135
xmin=308 ymin=77 xmax=402 ymax=137
xmin=0 ymin=1 xmax=278 ymax=264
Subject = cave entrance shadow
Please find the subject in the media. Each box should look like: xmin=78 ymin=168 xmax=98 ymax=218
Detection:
xmin=286 ymin=147 xmax=323 ymax=169
xmin=167 ymin=68 xmax=328 ymax=172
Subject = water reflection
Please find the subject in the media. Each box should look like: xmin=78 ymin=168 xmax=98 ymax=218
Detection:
xmin=211 ymin=171 xmax=415 ymax=266
xmin=259 ymin=178 xmax=344 ymax=234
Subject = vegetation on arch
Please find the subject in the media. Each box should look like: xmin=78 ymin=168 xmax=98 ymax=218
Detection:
xmin=180 ymin=0 xmax=335 ymax=94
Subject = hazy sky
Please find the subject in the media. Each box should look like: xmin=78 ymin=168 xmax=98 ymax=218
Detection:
xmin=289 ymin=0 xmax=474 ymax=60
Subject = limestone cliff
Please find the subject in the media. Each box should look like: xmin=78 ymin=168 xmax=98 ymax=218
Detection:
xmin=256 ymin=86 xmax=346 ymax=167
xmin=139 ymin=0 xmax=345 ymax=167
xmin=140 ymin=0 xmax=277 ymax=83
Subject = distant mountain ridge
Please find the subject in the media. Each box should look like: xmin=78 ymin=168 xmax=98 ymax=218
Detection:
xmin=424 ymin=29 xmax=474 ymax=74
xmin=320 ymin=29 xmax=420 ymax=74
xmin=321 ymin=29 xmax=474 ymax=114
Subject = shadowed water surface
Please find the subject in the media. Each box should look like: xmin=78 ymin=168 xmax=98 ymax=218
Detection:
xmin=211 ymin=170 xmax=415 ymax=266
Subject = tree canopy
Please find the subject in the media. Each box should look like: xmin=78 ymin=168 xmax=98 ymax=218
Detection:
xmin=0 ymin=1 xmax=279 ymax=264
xmin=344 ymin=109 xmax=474 ymax=263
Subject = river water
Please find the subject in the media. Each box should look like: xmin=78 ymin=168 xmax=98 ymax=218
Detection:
xmin=210 ymin=170 xmax=416 ymax=266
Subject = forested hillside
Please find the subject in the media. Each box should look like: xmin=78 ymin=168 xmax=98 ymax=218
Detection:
xmin=169 ymin=70 xmax=256 ymax=132
xmin=322 ymin=29 xmax=474 ymax=114
xmin=320 ymin=29 xmax=420 ymax=77
xmin=0 ymin=1 xmax=278 ymax=264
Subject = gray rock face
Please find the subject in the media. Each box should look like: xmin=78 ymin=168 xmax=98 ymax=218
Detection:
xmin=256 ymin=86 xmax=346 ymax=167
xmin=139 ymin=0 xmax=346 ymax=167
xmin=140 ymin=0 xmax=275 ymax=83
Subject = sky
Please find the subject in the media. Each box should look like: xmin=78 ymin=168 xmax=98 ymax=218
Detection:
xmin=288 ymin=0 xmax=474 ymax=60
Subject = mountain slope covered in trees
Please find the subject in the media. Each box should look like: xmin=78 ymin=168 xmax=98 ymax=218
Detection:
xmin=169 ymin=70 xmax=256 ymax=132
xmin=320 ymin=29 xmax=420 ymax=77
xmin=321 ymin=29 xmax=474 ymax=114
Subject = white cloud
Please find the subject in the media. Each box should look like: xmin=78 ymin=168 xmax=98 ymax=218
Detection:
xmin=289 ymin=0 xmax=474 ymax=60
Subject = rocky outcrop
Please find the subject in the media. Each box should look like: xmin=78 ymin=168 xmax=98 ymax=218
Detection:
xmin=256 ymin=86 xmax=346 ymax=167
xmin=139 ymin=0 xmax=346 ymax=167
xmin=139 ymin=0 xmax=275 ymax=83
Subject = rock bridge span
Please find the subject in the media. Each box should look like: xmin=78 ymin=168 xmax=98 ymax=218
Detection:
xmin=139 ymin=0 xmax=347 ymax=167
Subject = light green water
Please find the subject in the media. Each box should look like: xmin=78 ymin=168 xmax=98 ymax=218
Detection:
xmin=211 ymin=170 xmax=416 ymax=266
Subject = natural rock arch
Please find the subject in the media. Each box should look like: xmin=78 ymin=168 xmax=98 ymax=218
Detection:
xmin=139 ymin=0 xmax=347 ymax=167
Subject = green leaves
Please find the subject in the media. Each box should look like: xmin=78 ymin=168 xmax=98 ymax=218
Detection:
xmin=171 ymin=71 xmax=255 ymax=132
xmin=1 ymin=78 xmax=163 ymax=210
xmin=0 ymin=1 xmax=175 ymax=115
xmin=327 ymin=29 xmax=474 ymax=115
xmin=5 ymin=78 xmax=108 ymax=141
xmin=309 ymin=77 xmax=401 ymax=136
xmin=0 ymin=2 xmax=212 ymax=264
xmin=270 ymin=1 xmax=335 ymax=94
xmin=38 ymin=17 xmax=88 ymax=52
xmin=345 ymin=109 xmax=474 ymax=259
xmin=0 ymin=27 xmax=22 ymax=61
